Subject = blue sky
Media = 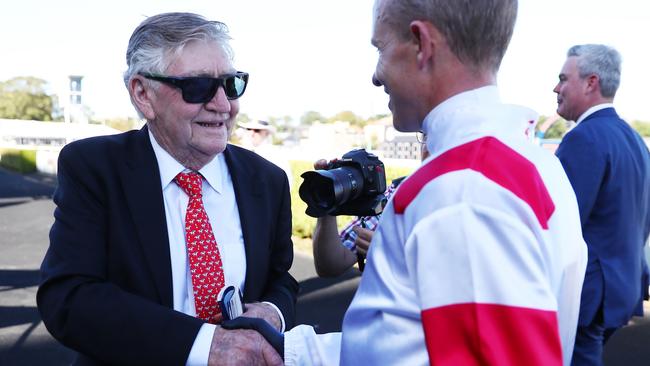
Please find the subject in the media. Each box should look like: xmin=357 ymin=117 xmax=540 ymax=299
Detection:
xmin=1 ymin=0 xmax=648 ymax=122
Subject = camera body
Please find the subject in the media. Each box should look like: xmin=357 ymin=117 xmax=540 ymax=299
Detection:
xmin=299 ymin=148 xmax=387 ymax=217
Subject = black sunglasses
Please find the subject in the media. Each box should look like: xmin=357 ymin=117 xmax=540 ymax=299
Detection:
xmin=139 ymin=71 xmax=249 ymax=103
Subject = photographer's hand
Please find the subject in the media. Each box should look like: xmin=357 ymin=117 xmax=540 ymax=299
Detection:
xmin=353 ymin=226 xmax=374 ymax=257
xmin=313 ymin=159 xmax=329 ymax=170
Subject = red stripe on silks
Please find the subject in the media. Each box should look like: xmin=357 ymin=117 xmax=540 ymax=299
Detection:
xmin=393 ymin=137 xmax=555 ymax=229
xmin=421 ymin=303 xmax=562 ymax=366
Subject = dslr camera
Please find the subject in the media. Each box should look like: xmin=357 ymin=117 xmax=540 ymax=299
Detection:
xmin=299 ymin=148 xmax=387 ymax=217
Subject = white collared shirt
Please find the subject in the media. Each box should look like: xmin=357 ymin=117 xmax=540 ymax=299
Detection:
xmin=576 ymin=103 xmax=614 ymax=125
xmin=149 ymin=131 xmax=246 ymax=365
xmin=284 ymin=86 xmax=587 ymax=366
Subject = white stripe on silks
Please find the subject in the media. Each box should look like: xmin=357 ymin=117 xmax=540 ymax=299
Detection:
xmin=405 ymin=196 xmax=557 ymax=312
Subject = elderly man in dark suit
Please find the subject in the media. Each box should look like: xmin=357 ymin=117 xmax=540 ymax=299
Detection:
xmin=37 ymin=12 xmax=295 ymax=366
xmin=554 ymin=44 xmax=650 ymax=366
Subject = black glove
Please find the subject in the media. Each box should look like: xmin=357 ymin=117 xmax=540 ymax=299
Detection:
xmin=221 ymin=316 xmax=284 ymax=358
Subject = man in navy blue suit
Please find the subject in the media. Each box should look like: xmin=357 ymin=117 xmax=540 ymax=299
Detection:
xmin=37 ymin=13 xmax=294 ymax=366
xmin=554 ymin=44 xmax=650 ymax=365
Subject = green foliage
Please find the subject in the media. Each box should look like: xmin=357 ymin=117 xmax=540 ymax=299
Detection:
xmin=534 ymin=115 xmax=547 ymax=133
xmin=0 ymin=149 xmax=37 ymax=173
xmin=289 ymin=160 xmax=414 ymax=238
xmin=290 ymin=160 xmax=317 ymax=238
xmin=631 ymin=120 xmax=650 ymax=137
xmin=0 ymin=76 xmax=54 ymax=121
xmin=265 ymin=115 xmax=294 ymax=133
xmin=328 ymin=110 xmax=363 ymax=128
xmin=369 ymin=113 xmax=390 ymax=121
xmin=102 ymin=117 xmax=141 ymax=131
xmin=300 ymin=111 xmax=325 ymax=125
xmin=385 ymin=165 xmax=414 ymax=182
xmin=282 ymin=115 xmax=293 ymax=126
xmin=543 ymin=117 xmax=568 ymax=139
xmin=236 ymin=113 xmax=251 ymax=124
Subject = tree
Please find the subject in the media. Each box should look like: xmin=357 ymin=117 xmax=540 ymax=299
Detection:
xmin=300 ymin=110 xmax=325 ymax=125
xmin=632 ymin=120 xmax=650 ymax=137
xmin=369 ymin=113 xmax=390 ymax=121
xmin=236 ymin=113 xmax=251 ymax=124
xmin=267 ymin=116 xmax=281 ymax=125
xmin=328 ymin=110 xmax=364 ymax=128
xmin=282 ymin=115 xmax=293 ymax=125
xmin=543 ymin=117 xmax=569 ymax=139
xmin=102 ymin=117 xmax=142 ymax=132
xmin=0 ymin=76 xmax=54 ymax=121
xmin=263 ymin=115 xmax=295 ymax=131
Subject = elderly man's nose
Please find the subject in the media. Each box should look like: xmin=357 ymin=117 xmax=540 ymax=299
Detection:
xmin=205 ymin=86 xmax=231 ymax=111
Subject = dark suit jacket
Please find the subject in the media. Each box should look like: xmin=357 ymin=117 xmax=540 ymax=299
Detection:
xmin=556 ymin=107 xmax=650 ymax=328
xmin=37 ymin=127 xmax=299 ymax=365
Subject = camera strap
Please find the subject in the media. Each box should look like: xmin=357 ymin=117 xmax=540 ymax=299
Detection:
xmin=357 ymin=218 xmax=367 ymax=271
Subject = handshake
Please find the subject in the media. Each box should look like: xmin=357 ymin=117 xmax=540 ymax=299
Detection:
xmin=222 ymin=317 xmax=284 ymax=357
xmin=212 ymin=286 xmax=285 ymax=365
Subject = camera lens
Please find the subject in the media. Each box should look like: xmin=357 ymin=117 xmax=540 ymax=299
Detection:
xmin=326 ymin=167 xmax=364 ymax=204
xmin=299 ymin=167 xmax=364 ymax=216
xmin=304 ymin=173 xmax=336 ymax=209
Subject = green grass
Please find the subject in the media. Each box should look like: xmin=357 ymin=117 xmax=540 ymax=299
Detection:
xmin=0 ymin=149 xmax=37 ymax=173
xmin=290 ymin=160 xmax=318 ymax=238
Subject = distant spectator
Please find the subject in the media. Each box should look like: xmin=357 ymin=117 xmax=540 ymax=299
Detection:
xmin=554 ymin=43 xmax=650 ymax=366
xmin=239 ymin=120 xmax=292 ymax=189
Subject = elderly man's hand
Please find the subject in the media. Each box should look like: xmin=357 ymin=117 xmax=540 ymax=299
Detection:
xmin=208 ymin=326 xmax=282 ymax=366
xmin=241 ymin=302 xmax=282 ymax=331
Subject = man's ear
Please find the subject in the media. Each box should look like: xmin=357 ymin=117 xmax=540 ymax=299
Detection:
xmin=585 ymin=74 xmax=600 ymax=95
xmin=410 ymin=20 xmax=442 ymax=70
xmin=129 ymin=76 xmax=156 ymax=120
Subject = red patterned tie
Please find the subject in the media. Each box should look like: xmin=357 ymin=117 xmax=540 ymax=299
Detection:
xmin=175 ymin=172 xmax=225 ymax=324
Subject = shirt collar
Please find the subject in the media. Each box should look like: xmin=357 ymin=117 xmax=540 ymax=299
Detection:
xmin=421 ymin=85 xmax=537 ymax=156
xmin=148 ymin=129 xmax=226 ymax=194
xmin=197 ymin=156 xmax=226 ymax=194
xmin=425 ymin=85 xmax=501 ymax=126
xmin=576 ymin=103 xmax=614 ymax=124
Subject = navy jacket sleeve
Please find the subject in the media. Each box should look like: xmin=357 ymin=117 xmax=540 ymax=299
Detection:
xmin=260 ymin=169 xmax=299 ymax=326
xmin=37 ymin=141 xmax=203 ymax=366
xmin=224 ymin=144 xmax=299 ymax=328
xmin=38 ymin=131 xmax=299 ymax=365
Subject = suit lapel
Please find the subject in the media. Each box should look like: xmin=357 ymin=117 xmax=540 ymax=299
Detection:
xmin=120 ymin=126 xmax=173 ymax=307
xmin=223 ymin=145 xmax=262 ymax=300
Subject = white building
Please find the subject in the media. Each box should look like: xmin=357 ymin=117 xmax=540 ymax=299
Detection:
xmin=0 ymin=119 xmax=121 ymax=174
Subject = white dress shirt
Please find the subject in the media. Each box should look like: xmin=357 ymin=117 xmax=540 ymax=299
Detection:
xmin=149 ymin=131 xmax=246 ymax=365
xmin=575 ymin=103 xmax=614 ymax=124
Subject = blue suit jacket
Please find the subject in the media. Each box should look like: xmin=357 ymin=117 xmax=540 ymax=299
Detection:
xmin=556 ymin=107 xmax=650 ymax=328
xmin=37 ymin=127 xmax=299 ymax=365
